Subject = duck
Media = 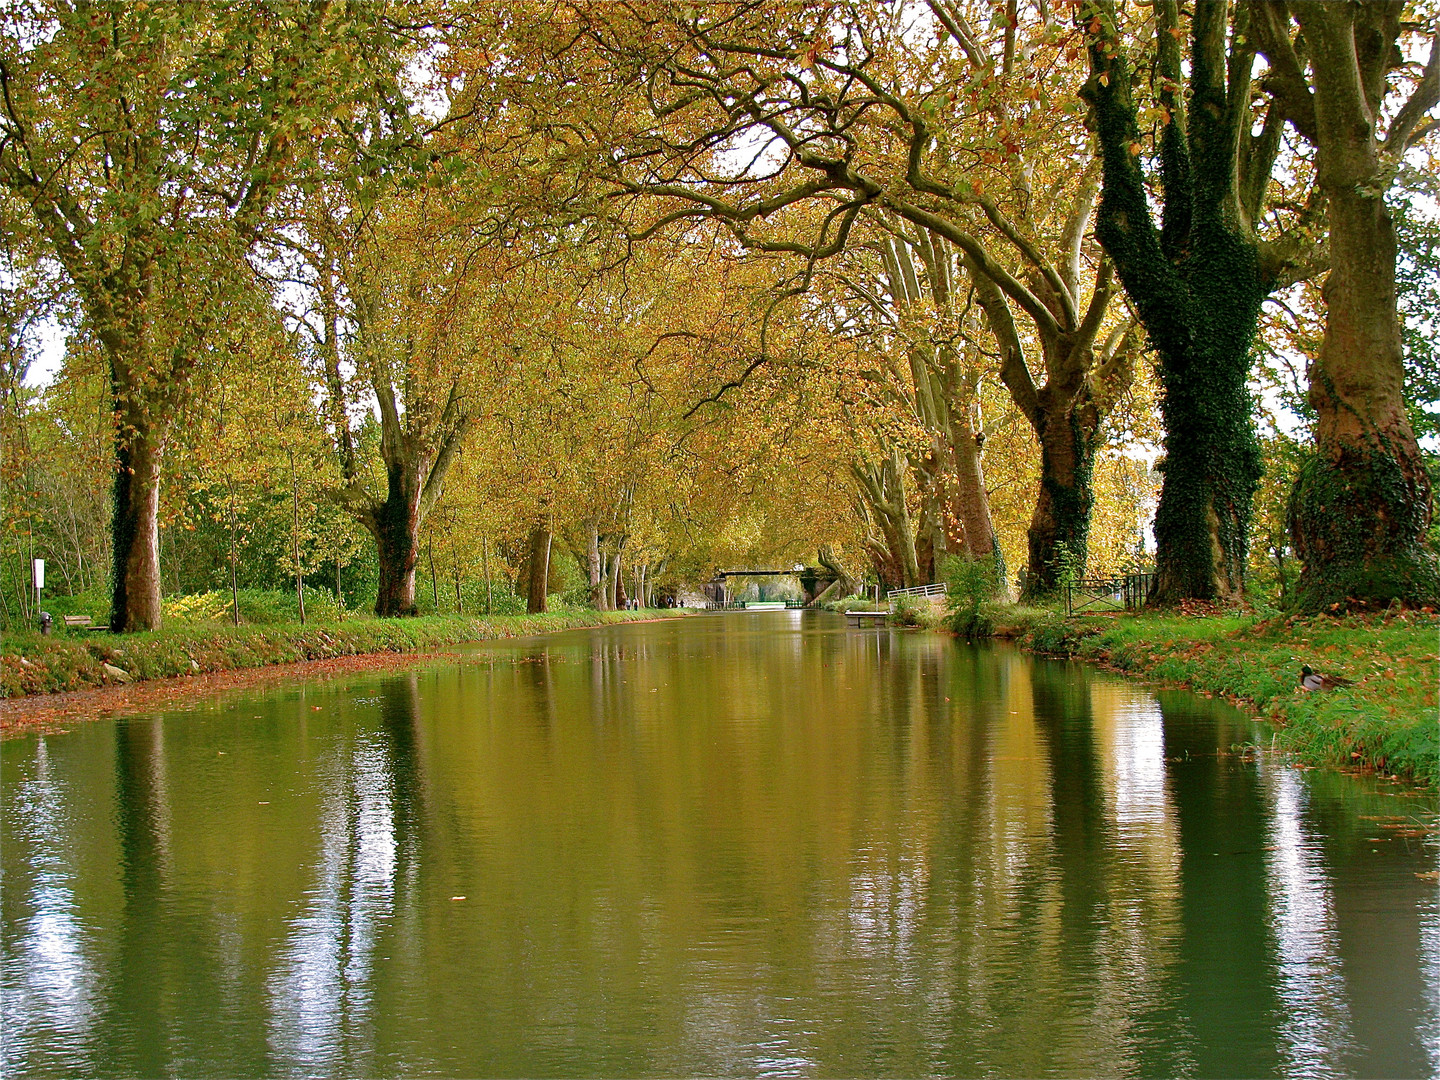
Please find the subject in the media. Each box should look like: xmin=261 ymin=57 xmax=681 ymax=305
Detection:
xmin=1300 ymin=665 xmax=1353 ymax=692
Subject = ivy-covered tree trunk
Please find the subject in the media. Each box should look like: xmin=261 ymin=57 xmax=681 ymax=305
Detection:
xmin=368 ymin=460 xmax=424 ymax=618
xmin=1274 ymin=4 xmax=1439 ymax=609
xmin=1083 ymin=0 xmax=1281 ymax=605
xmin=1025 ymin=388 xmax=1099 ymax=596
xmin=1146 ymin=243 xmax=1265 ymax=603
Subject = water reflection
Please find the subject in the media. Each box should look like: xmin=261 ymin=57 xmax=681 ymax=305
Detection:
xmin=1 ymin=739 xmax=99 ymax=1074
xmin=1261 ymin=764 xmax=1353 ymax=1077
xmin=267 ymin=675 xmax=425 ymax=1074
xmin=2 ymin=614 xmax=1436 ymax=1078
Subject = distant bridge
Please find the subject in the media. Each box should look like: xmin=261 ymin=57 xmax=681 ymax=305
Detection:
xmin=706 ymin=567 xmax=840 ymax=607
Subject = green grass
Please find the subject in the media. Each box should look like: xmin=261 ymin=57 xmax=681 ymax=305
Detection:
xmin=887 ymin=594 xmax=946 ymax=629
xmin=1 ymin=609 xmax=682 ymax=698
xmin=995 ymin=606 xmax=1438 ymax=785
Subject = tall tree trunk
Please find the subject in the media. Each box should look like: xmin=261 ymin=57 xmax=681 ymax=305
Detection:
xmin=852 ymin=450 xmax=920 ymax=588
xmin=948 ymin=419 xmax=1008 ymax=598
xmin=585 ymin=519 xmax=604 ymax=608
xmin=912 ymin=456 xmax=945 ymax=586
xmin=1084 ymin=5 xmax=1272 ymax=605
xmin=1024 ymin=388 xmax=1100 ymax=597
xmin=109 ymin=402 xmax=165 ymax=633
xmin=369 ymin=461 xmax=424 ymax=618
xmin=428 ymin=540 xmax=440 ymax=613
xmin=610 ymin=541 xmax=629 ymax=609
xmin=526 ymin=522 xmax=552 ymax=614
xmin=482 ymin=536 xmax=492 ymax=615
xmin=1285 ymin=5 xmax=1438 ymax=609
xmin=224 ymin=473 xmax=239 ymax=628
xmin=288 ymin=448 xmax=306 ymax=625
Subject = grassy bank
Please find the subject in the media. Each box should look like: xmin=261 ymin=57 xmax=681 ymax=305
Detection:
xmin=997 ymin=607 xmax=1438 ymax=785
xmin=1 ymin=609 xmax=682 ymax=699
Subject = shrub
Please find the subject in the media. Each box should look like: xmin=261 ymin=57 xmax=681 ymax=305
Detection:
xmin=888 ymin=594 xmax=933 ymax=627
xmin=942 ymin=555 xmax=999 ymax=638
xmin=828 ymin=595 xmax=882 ymax=613
xmin=164 ymin=587 xmax=349 ymax=625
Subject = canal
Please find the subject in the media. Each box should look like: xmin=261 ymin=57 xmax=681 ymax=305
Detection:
xmin=3 ymin=612 xmax=1437 ymax=1077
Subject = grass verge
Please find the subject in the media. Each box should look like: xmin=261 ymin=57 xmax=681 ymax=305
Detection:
xmin=993 ymin=606 xmax=1438 ymax=785
xmin=1 ymin=609 xmax=683 ymax=699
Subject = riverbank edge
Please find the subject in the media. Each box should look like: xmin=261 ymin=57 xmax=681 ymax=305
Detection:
xmin=0 ymin=609 xmax=687 ymax=701
xmin=986 ymin=606 xmax=1439 ymax=787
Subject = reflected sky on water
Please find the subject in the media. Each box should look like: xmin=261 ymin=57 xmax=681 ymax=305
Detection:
xmin=3 ymin=612 xmax=1436 ymax=1077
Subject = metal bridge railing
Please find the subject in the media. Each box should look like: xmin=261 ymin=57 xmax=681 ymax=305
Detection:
xmin=886 ymin=582 xmax=949 ymax=600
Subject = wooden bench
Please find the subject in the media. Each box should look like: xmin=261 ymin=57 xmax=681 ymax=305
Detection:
xmin=843 ymin=609 xmax=890 ymax=626
xmin=63 ymin=614 xmax=107 ymax=632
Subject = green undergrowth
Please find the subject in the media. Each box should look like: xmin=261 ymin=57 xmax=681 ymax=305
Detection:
xmin=888 ymin=594 xmax=946 ymax=629
xmin=998 ymin=606 xmax=1438 ymax=785
xmin=1 ymin=609 xmax=681 ymax=699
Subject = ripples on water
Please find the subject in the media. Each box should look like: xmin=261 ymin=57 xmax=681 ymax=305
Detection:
xmin=2 ymin=612 xmax=1436 ymax=1078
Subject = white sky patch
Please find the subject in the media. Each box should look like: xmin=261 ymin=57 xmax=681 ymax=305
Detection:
xmin=21 ymin=319 xmax=67 ymax=388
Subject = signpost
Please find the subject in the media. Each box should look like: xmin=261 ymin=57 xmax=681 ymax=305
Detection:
xmin=33 ymin=558 xmax=47 ymax=633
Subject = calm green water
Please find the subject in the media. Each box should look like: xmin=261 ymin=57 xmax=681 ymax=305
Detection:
xmin=3 ymin=612 xmax=1437 ymax=1078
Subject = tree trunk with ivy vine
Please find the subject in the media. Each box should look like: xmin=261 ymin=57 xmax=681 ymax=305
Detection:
xmin=367 ymin=459 xmax=424 ymax=619
xmin=1082 ymin=1 xmax=1282 ymax=605
xmin=1025 ymin=387 xmax=1101 ymax=598
xmin=1271 ymin=3 xmax=1439 ymax=610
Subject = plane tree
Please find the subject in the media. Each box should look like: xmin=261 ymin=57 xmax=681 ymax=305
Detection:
xmin=491 ymin=0 xmax=1139 ymax=595
xmin=0 ymin=1 xmax=418 ymax=629
xmin=272 ymin=190 xmax=496 ymax=616
xmin=1248 ymin=1 xmax=1439 ymax=609
xmin=1079 ymin=0 xmax=1340 ymax=604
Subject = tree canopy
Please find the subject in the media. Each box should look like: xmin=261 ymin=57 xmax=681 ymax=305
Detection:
xmin=3 ymin=0 xmax=1436 ymax=629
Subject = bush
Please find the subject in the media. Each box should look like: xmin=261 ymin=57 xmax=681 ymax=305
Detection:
xmin=164 ymin=587 xmax=349 ymax=625
xmin=827 ymin=595 xmax=882 ymax=613
xmin=942 ymin=555 xmax=999 ymax=638
xmin=1019 ymin=612 xmax=1101 ymax=655
xmin=888 ymin=594 xmax=933 ymax=627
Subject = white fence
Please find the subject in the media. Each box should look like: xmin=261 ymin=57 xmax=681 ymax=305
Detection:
xmin=885 ymin=582 xmax=948 ymax=600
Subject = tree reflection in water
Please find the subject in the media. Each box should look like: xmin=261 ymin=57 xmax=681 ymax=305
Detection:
xmin=0 ymin=616 xmax=1435 ymax=1077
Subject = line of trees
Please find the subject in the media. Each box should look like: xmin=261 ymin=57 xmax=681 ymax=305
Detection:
xmin=3 ymin=1 xmax=1435 ymax=632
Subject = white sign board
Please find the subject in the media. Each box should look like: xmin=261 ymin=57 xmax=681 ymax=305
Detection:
xmin=32 ymin=558 xmax=44 ymax=590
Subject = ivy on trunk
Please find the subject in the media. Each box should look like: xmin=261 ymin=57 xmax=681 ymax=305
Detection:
xmin=1081 ymin=0 xmax=1314 ymax=604
xmin=1252 ymin=2 xmax=1440 ymax=610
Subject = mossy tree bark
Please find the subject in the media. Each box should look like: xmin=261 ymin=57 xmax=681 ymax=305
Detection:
xmin=1252 ymin=3 xmax=1440 ymax=609
xmin=1082 ymin=0 xmax=1307 ymax=604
